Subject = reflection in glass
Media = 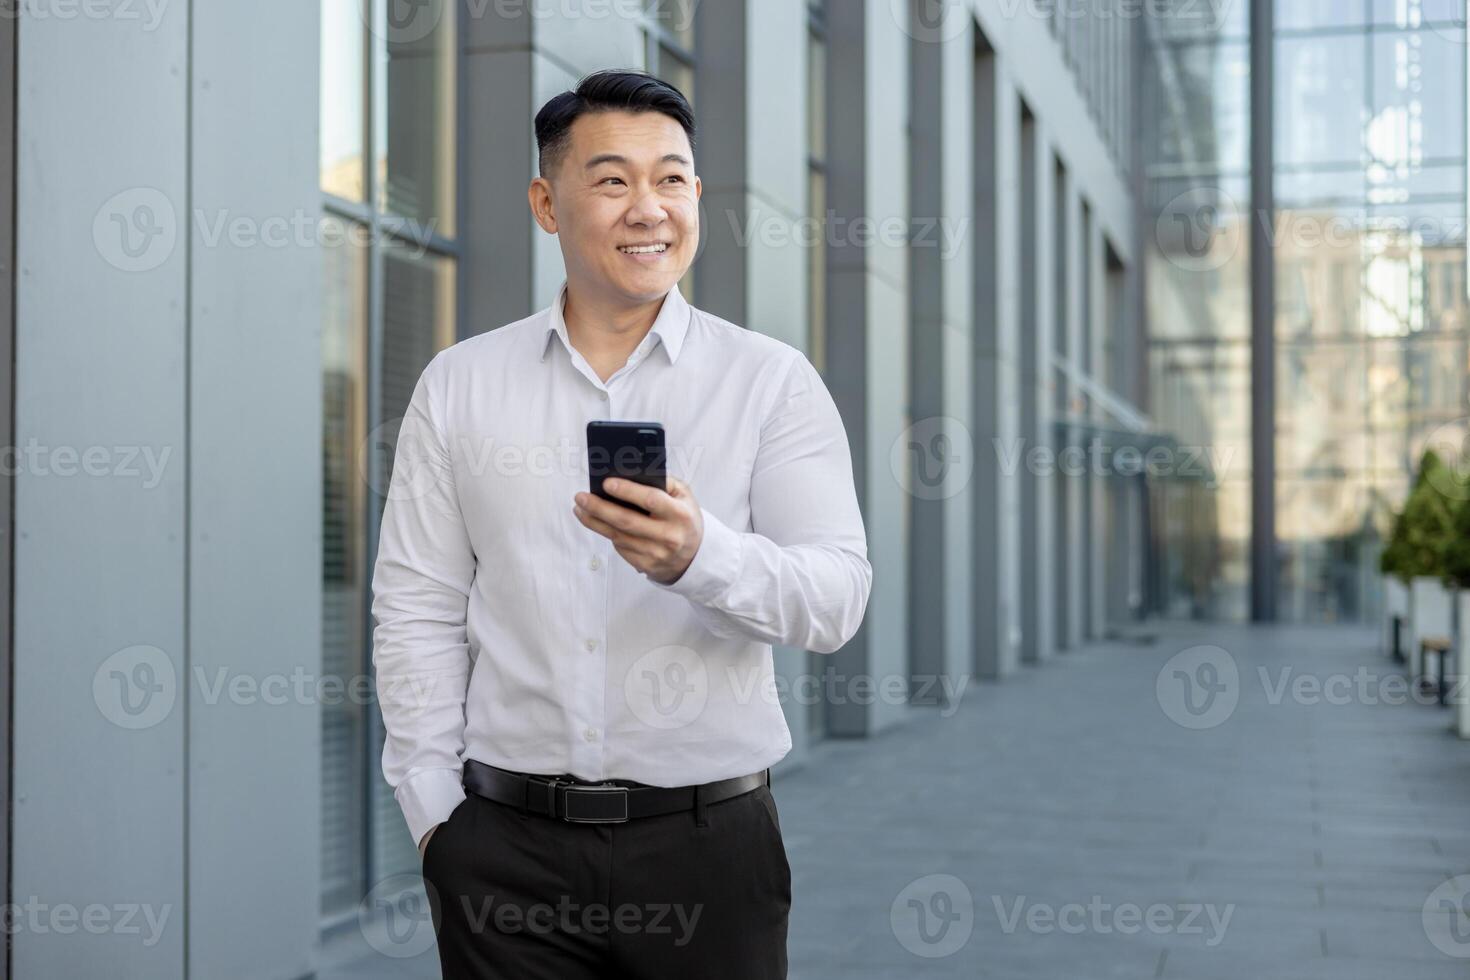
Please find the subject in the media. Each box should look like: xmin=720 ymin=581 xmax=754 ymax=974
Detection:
xmin=1143 ymin=41 xmax=1250 ymax=173
xmin=320 ymin=0 xmax=366 ymax=200
xmin=320 ymin=215 xmax=368 ymax=919
xmin=369 ymin=241 xmax=458 ymax=881
xmin=1275 ymin=33 xmax=1368 ymax=168
xmin=374 ymin=0 xmax=457 ymax=236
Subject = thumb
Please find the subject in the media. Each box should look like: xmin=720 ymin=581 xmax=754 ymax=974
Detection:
xmin=666 ymin=475 xmax=690 ymax=498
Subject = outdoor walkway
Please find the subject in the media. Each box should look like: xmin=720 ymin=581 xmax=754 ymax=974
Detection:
xmin=327 ymin=622 xmax=1470 ymax=978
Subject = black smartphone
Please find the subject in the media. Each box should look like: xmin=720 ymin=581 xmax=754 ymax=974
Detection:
xmin=586 ymin=421 xmax=668 ymax=516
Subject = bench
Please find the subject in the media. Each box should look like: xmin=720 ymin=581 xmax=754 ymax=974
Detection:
xmin=1420 ymin=636 xmax=1453 ymax=706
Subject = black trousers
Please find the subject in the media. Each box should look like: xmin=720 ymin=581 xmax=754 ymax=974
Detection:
xmin=421 ymin=778 xmax=791 ymax=979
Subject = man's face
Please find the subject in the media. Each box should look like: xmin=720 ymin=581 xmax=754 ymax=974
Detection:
xmin=531 ymin=110 xmax=701 ymax=304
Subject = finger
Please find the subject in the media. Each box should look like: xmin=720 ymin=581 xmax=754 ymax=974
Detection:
xmin=574 ymin=501 xmax=622 ymax=541
xmin=604 ymin=478 xmax=676 ymax=518
xmin=576 ymin=500 xmax=663 ymax=554
xmin=582 ymin=487 xmax=667 ymax=534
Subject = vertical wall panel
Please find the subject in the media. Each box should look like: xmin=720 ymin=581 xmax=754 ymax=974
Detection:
xmin=187 ymin=0 xmax=323 ymax=975
xmin=14 ymin=8 xmax=189 ymax=976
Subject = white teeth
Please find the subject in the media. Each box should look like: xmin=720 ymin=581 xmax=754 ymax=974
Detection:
xmin=619 ymin=244 xmax=668 ymax=254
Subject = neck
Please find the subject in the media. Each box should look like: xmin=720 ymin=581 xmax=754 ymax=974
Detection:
xmin=561 ymin=280 xmax=668 ymax=365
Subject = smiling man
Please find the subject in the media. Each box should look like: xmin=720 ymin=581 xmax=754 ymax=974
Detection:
xmin=371 ymin=70 xmax=872 ymax=980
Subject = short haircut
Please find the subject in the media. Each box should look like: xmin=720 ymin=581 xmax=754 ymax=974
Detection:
xmin=533 ymin=69 xmax=697 ymax=177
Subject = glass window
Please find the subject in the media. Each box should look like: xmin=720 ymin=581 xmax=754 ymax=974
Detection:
xmin=319 ymin=215 xmax=368 ymax=919
xmin=1149 ymin=0 xmax=1249 ymax=40
xmin=1275 ymin=33 xmax=1369 ymax=168
xmin=319 ymin=0 xmax=459 ymax=926
xmin=374 ymin=0 xmax=457 ymax=236
xmin=1371 ymin=0 xmax=1468 ymax=27
xmin=1370 ymin=29 xmax=1466 ymax=166
xmin=647 ymin=0 xmax=696 ymax=49
xmin=1143 ymin=41 xmax=1250 ymax=175
xmin=1270 ymin=14 xmax=1467 ymax=622
xmin=320 ymin=0 xmax=366 ymax=201
xmin=1276 ymin=0 xmax=1371 ymax=33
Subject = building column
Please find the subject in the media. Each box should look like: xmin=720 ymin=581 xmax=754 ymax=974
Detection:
xmin=1024 ymin=122 xmax=1058 ymax=664
xmin=908 ymin=12 xmax=975 ymax=702
xmin=824 ymin=0 xmax=910 ymax=735
xmin=1088 ymin=208 xmax=1109 ymax=639
xmin=461 ymin=0 xmax=537 ymax=331
xmin=970 ymin=30 xmax=1023 ymax=680
xmin=695 ymin=0 xmax=815 ymax=759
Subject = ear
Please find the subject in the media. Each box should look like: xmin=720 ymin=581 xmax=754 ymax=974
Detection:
xmin=694 ymin=174 xmax=702 ymax=201
xmin=528 ymin=177 xmax=558 ymax=234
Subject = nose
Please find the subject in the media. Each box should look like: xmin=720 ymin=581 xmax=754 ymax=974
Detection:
xmin=624 ymin=185 xmax=669 ymax=228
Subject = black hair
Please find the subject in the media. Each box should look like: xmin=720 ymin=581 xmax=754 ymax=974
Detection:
xmin=534 ymin=69 xmax=697 ymax=177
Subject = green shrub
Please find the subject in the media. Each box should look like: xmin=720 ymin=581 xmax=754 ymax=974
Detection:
xmin=1383 ymin=450 xmax=1456 ymax=583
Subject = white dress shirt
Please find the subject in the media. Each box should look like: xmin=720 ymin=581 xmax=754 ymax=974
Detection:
xmin=371 ymin=282 xmax=872 ymax=846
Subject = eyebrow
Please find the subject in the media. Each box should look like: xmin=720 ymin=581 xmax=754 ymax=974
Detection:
xmin=584 ymin=153 xmax=692 ymax=170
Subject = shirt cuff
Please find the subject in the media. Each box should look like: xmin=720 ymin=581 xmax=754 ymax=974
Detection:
xmin=656 ymin=507 xmax=742 ymax=606
xmin=395 ymin=767 xmax=466 ymax=848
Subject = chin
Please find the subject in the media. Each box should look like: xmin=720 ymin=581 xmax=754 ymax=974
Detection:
xmin=614 ymin=270 xmax=680 ymax=299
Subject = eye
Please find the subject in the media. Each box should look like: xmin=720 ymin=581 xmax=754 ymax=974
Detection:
xmin=663 ymin=175 xmax=685 ymax=184
xmin=599 ymin=176 xmax=625 ymax=186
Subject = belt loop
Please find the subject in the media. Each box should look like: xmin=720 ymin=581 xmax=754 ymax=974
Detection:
xmin=765 ymin=768 xmax=771 ymax=789
xmin=693 ymin=782 xmax=708 ymax=828
xmin=519 ymin=774 xmax=531 ymax=821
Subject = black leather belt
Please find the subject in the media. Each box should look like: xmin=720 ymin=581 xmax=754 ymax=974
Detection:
xmin=462 ymin=759 xmax=768 ymax=824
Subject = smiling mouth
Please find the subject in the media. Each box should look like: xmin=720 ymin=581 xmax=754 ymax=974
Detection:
xmin=618 ymin=243 xmax=670 ymax=254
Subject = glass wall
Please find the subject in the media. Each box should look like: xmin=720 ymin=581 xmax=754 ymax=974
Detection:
xmin=1141 ymin=3 xmax=1253 ymax=620
xmin=318 ymin=0 xmax=459 ymax=926
xmin=1143 ymin=0 xmax=1469 ymax=623
xmin=1272 ymin=1 xmax=1468 ymax=622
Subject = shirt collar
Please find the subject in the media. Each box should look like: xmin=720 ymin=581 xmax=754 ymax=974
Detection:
xmin=540 ymin=280 xmax=690 ymax=366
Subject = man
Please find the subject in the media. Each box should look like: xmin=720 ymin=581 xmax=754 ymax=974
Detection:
xmin=371 ymin=69 xmax=872 ymax=979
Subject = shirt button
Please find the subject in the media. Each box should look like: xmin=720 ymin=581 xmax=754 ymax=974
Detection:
xmin=584 ymin=638 xmax=597 ymax=652
xmin=597 ymin=391 xmax=608 ymax=401
xmin=583 ymin=727 xmax=599 ymax=742
xmin=589 ymin=556 xmax=601 ymax=571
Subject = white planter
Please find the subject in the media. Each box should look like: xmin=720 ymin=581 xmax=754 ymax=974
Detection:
xmin=1385 ymin=577 xmax=1410 ymax=660
xmin=1409 ymin=577 xmax=1453 ymax=688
